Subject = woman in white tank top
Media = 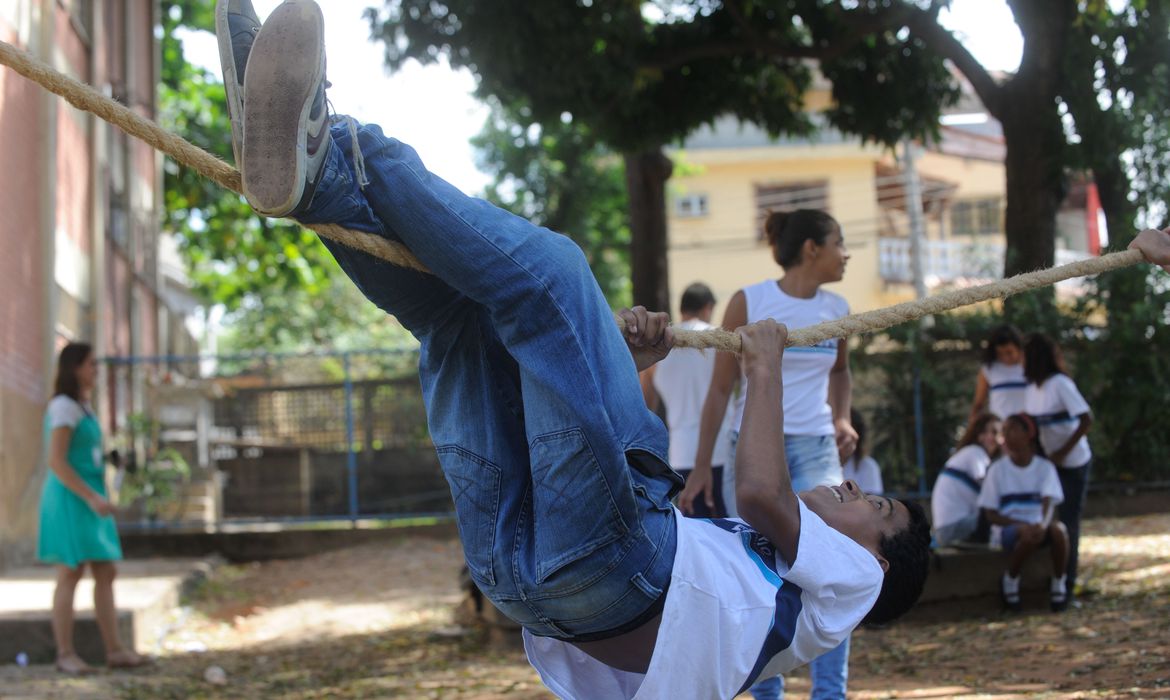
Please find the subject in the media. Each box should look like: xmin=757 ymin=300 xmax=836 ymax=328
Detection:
xmin=968 ymin=324 xmax=1026 ymax=427
xmin=680 ymin=209 xmax=856 ymax=700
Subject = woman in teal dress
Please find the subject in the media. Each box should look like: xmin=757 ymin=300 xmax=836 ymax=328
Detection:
xmin=38 ymin=342 xmax=148 ymax=673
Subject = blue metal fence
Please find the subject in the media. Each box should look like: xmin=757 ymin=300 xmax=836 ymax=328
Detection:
xmin=104 ymin=347 xmax=448 ymax=531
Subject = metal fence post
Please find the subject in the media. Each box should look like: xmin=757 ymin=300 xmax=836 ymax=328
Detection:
xmin=912 ymin=333 xmax=928 ymax=497
xmin=343 ymin=352 xmax=359 ymax=525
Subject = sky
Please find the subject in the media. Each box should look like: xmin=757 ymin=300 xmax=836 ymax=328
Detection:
xmin=180 ymin=0 xmax=1024 ymax=197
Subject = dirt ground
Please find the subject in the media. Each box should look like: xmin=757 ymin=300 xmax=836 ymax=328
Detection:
xmin=2 ymin=513 xmax=1167 ymax=700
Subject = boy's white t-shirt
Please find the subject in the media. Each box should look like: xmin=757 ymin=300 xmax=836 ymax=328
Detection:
xmin=728 ymin=281 xmax=850 ymax=437
xmin=930 ymin=444 xmax=993 ymax=530
xmin=523 ymin=500 xmax=883 ymax=700
xmin=980 ymin=362 xmax=1028 ymax=420
xmin=652 ymin=318 xmax=733 ymax=469
xmin=1024 ymin=374 xmax=1092 ymax=468
xmin=842 ymin=455 xmax=883 ymax=495
xmin=977 ymin=455 xmax=1064 ymax=546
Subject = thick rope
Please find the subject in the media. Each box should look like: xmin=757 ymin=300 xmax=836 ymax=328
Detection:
xmin=0 ymin=39 xmax=1147 ymax=353
xmin=0 ymin=39 xmax=428 ymax=274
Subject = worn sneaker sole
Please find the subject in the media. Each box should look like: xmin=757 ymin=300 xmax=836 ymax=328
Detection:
xmin=241 ymin=0 xmax=325 ymax=217
xmin=215 ymin=0 xmax=258 ymax=166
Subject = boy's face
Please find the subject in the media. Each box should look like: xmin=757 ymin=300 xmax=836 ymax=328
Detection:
xmin=801 ymin=480 xmax=909 ymax=572
xmin=1002 ymin=419 xmax=1031 ymax=457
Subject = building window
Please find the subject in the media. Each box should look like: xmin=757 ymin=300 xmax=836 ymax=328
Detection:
xmin=674 ymin=193 xmax=709 ymax=218
xmin=755 ymin=181 xmax=829 ymax=239
xmin=951 ymin=197 xmax=1002 ymax=236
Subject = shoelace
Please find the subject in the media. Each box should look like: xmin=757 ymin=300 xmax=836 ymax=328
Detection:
xmin=325 ymin=86 xmax=369 ymax=190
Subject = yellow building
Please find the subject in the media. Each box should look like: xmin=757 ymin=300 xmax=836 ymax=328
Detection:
xmin=665 ymin=85 xmax=1096 ymax=317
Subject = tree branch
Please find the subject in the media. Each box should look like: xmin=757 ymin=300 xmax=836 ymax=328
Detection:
xmin=899 ymin=8 xmax=1005 ymax=118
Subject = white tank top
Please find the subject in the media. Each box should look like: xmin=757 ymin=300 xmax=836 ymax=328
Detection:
xmin=980 ymin=361 xmax=1027 ymax=419
xmin=729 ymin=281 xmax=849 ymax=436
xmin=652 ymin=319 xmax=734 ymax=468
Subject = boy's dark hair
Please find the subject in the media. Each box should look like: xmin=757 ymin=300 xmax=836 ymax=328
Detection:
xmin=1023 ymin=333 xmax=1066 ymax=385
xmin=981 ymin=324 xmax=1024 ymax=366
xmin=53 ymin=342 xmax=93 ymax=402
xmin=863 ymin=498 xmax=931 ymax=625
xmin=763 ymin=209 xmax=839 ymax=269
xmin=1005 ymin=412 xmax=1043 ymax=454
xmin=680 ymin=282 xmax=716 ymax=315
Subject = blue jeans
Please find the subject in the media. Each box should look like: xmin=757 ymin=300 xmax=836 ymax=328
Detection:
xmin=297 ymin=120 xmax=679 ymax=640
xmin=731 ymin=433 xmax=849 ymax=700
xmin=1057 ymin=460 xmax=1091 ymax=596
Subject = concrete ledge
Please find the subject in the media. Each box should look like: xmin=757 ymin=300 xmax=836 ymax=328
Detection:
xmin=920 ymin=545 xmax=1052 ymax=603
xmin=0 ymin=558 xmax=214 ymax=664
xmin=119 ymin=520 xmax=459 ymax=562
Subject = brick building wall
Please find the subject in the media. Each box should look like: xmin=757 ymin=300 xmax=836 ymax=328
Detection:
xmin=0 ymin=0 xmax=193 ymax=570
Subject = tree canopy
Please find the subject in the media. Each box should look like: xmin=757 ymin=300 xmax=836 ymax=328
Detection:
xmin=473 ymin=99 xmax=632 ymax=308
xmin=366 ymin=0 xmax=958 ymax=309
xmin=159 ymin=0 xmax=412 ymax=353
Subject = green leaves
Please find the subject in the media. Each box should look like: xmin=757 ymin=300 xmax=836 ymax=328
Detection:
xmin=472 ymin=99 xmax=632 ymax=307
xmin=160 ymin=1 xmax=412 ymax=353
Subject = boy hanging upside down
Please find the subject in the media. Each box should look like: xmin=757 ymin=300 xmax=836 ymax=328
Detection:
xmin=216 ymin=2 xmax=932 ymax=697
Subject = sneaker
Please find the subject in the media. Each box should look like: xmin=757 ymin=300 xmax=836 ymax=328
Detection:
xmin=1050 ymin=576 xmax=1069 ymax=613
xmin=240 ymin=0 xmax=332 ymax=217
xmin=1001 ymin=572 xmax=1022 ymax=612
xmin=214 ymin=0 xmax=262 ymax=166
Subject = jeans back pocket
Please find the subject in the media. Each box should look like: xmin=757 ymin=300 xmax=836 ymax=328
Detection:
xmin=529 ymin=429 xmax=628 ymax=585
xmin=435 ymin=445 xmax=501 ymax=587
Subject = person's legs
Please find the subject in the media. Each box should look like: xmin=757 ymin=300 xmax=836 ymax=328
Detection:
xmin=89 ymin=562 xmax=122 ymax=657
xmin=89 ymin=562 xmax=148 ymax=666
xmin=724 ymin=431 xmax=740 ymax=517
xmin=1057 ymin=462 xmax=1090 ymax=598
xmin=244 ymin=6 xmax=675 ymax=639
xmin=750 ymin=675 xmax=783 ymax=700
xmin=52 ymin=564 xmax=89 ymax=673
xmin=808 ymin=636 xmax=850 ymax=700
xmin=1048 ymin=521 xmax=1070 ymax=611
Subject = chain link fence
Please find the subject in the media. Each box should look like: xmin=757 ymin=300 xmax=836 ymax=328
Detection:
xmin=106 ymin=348 xmax=450 ymax=531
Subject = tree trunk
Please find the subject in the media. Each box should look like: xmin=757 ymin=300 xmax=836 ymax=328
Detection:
xmin=999 ymin=102 xmax=1064 ymax=279
xmin=623 ymin=148 xmax=673 ymax=312
xmin=996 ymin=0 xmax=1076 ymax=317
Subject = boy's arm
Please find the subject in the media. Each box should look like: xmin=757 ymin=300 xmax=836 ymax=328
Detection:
xmin=639 ymin=365 xmax=660 ymax=413
xmin=734 ymin=320 xmax=800 ymax=564
xmin=618 ymin=306 xmax=674 ymax=373
xmin=1129 ymin=227 xmax=1170 ymax=272
xmin=1049 ymin=414 xmax=1091 ymax=466
xmin=1039 ymin=496 xmax=1054 ymax=527
xmin=982 ymin=507 xmax=1028 ymax=527
xmin=828 ymin=340 xmax=857 ymax=459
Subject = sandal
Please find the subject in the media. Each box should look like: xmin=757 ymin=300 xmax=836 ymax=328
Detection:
xmin=106 ymin=650 xmax=154 ymax=669
xmin=56 ymin=654 xmax=97 ymax=675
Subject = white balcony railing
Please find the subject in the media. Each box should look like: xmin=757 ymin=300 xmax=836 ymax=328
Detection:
xmin=878 ymin=238 xmax=1091 ymax=287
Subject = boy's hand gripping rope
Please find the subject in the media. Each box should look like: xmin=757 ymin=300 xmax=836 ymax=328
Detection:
xmin=0 ymin=38 xmax=1147 ymax=354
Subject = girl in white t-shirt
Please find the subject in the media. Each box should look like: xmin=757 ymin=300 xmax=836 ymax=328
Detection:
xmin=931 ymin=413 xmax=1003 ymax=546
xmin=977 ymin=414 xmax=1069 ymax=612
xmin=1023 ymin=333 xmax=1093 ymax=602
xmin=968 ymin=324 xmax=1026 ymax=429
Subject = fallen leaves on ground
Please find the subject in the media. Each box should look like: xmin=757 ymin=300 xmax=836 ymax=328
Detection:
xmin=1 ymin=514 xmax=1166 ymax=699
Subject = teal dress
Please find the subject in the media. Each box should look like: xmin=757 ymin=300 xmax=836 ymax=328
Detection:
xmin=37 ymin=396 xmax=123 ymax=568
